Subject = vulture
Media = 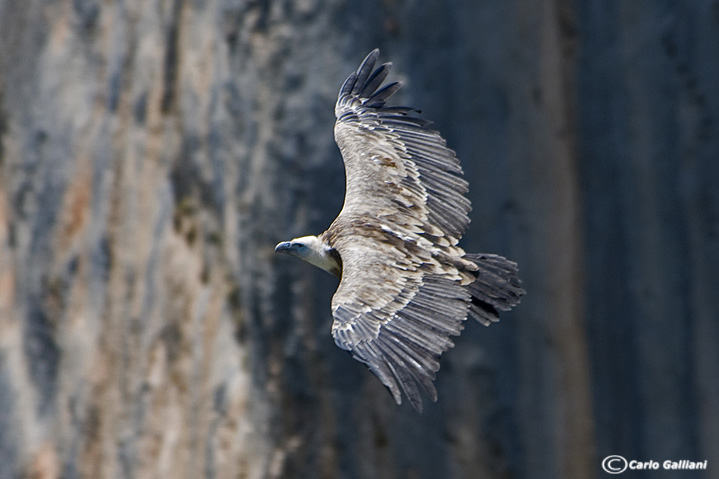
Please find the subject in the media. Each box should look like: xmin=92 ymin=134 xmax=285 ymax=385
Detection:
xmin=275 ymin=49 xmax=524 ymax=411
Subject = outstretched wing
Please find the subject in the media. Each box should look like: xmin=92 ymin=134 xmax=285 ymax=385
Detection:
xmin=324 ymin=49 xmax=476 ymax=411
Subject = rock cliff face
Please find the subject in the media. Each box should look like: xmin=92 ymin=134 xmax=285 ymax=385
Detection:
xmin=0 ymin=1 xmax=716 ymax=478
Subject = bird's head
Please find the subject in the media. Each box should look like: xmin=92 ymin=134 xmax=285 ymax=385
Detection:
xmin=275 ymin=235 xmax=341 ymax=277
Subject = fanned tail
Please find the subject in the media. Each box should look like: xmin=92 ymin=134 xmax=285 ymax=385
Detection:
xmin=464 ymin=253 xmax=525 ymax=326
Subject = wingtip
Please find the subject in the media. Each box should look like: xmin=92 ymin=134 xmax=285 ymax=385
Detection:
xmin=353 ymin=49 xmax=381 ymax=94
xmin=410 ymin=396 xmax=424 ymax=413
xmin=358 ymin=49 xmax=380 ymax=71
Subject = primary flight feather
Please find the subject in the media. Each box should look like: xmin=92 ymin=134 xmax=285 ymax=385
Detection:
xmin=275 ymin=49 xmax=525 ymax=412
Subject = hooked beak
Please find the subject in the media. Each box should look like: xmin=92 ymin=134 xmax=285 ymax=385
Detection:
xmin=275 ymin=241 xmax=293 ymax=254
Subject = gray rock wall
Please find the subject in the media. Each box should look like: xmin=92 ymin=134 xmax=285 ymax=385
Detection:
xmin=0 ymin=0 xmax=716 ymax=478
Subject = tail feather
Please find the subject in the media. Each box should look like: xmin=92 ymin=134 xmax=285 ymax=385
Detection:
xmin=464 ymin=253 xmax=525 ymax=326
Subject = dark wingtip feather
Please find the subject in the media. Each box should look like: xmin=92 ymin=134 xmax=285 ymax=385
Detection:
xmin=366 ymin=81 xmax=402 ymax=106
xmin=352 ymin=49 xmax=380 ymax=95
xmin=338 ymin=72 xmax=358 ymax=98
xmin=359 ymin=62 xmax=392 ymax=98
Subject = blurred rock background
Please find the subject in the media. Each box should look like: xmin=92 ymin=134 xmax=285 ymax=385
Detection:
xmin=0 ymin=0 xmax=717 ymax=478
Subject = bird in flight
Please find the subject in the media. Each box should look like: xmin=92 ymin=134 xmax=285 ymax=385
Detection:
xmin=276 ymin=49 xmax=524 ymax=411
